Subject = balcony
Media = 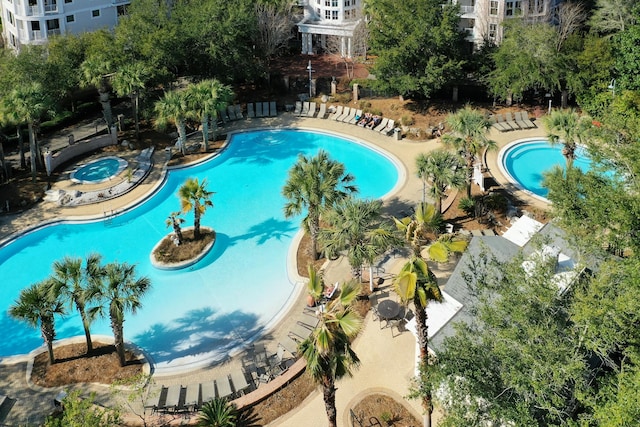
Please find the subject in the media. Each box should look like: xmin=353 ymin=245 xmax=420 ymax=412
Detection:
xmin=44 ymin=3 xmax=58 ymax=13
xmin=30 ymin=29 xmax=45 ymax=40
xmin=47 ymin=28 xmax=60 ymax=36
xmin=459 ymin=5 xmax=475 ymax=15
xmin=26 ymin=4 xmax=38 ymax=15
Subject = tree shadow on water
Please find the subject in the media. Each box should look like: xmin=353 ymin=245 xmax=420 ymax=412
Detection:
xmin=133 ymin=307 xmax=264 ymax=366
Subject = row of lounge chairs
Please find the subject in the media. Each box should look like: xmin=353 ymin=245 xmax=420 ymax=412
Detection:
xmin=217 ymin=105 xmax=244 ymax=124
xmin=247 ymin=101 xmax=278 ymax=119
xmin=152 ymin=369 xmax=251 ymax=414
xmin=490 ymin=111 xmax=537 ymax=132
xmin=293 ymin=101 xmax=397 ymax=136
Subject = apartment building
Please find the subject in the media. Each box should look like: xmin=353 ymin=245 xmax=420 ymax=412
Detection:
xmin=297 ymin=0 xmax=362 ymax=58
xmin=1 ymin=0 xmax=129 ymax=50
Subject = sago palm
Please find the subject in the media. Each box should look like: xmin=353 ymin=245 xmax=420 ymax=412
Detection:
xmin=283 ymin=150 xmax=357 ymax=260
xmin=197 ymin=398 xmax=238 ymax=427
xmin=9 ymin=280 xmax=65 ymax=365
xmin=442 ymin=105 xmax=496 ymax=198
xmin=178 ymin=177 xmax=214 ymax=240
xmin=300 ymin=280 xmax=363 ymax=427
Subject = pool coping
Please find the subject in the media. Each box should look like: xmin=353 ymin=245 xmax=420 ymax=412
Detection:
xmin=497 ymin=137 xmax=553 ymax=204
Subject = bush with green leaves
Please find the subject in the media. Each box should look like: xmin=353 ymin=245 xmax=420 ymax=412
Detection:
xmin=458 ymin=197 xmax=476 ymax=216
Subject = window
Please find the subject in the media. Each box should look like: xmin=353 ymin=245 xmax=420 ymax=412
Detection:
xmin=489 ymin=23 xmax=497 ymax=40
xmin=46 ymin=18 xmax=59 ymax=30
xmin=92 ymin=9 xmax=100 ymax=17
xmin=505 ymin=0 xmax=521 ymax=16
xmin=316 ymin=7 xmax=320 ymax=16
xmin=331 ymin=0 xmax=337 ymax=6
xmin=489 ymin=0 xmax=498 ymax=15
xmin=64 ymin=0 xmax=72 ymax=3
xmin=344 ymin=0 xmax=350 ymax=5
xmin=31 ymin=21 xmax=40 ymax=31
xmin=332 ymin=10 xmax=338 ymax=19
xmin=117 ymin=4 xmax=127 ymax=16
xmin=325 ymin=9 xmax=330 ymax=19
xmin=316 ymin=0 xmax=320 ymax=3
xmin=7 ymin=11 xmax=14 ymax=26
xmin=10 ymin=33 xmax=17 ymax=47
xmin=66 ymin=14 xmax=74 ymax=22
xmin=325 ymin=0 xmax=330 ymax=5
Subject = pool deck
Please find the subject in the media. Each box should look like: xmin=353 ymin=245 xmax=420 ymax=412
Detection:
xmin=0 ymin=113 xmax=550 ymax=426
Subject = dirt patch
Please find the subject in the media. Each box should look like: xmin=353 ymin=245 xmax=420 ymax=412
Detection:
xmin=31 ymin=341 xmax=143 ymax=387
xmin=352 ymin=393 xmax=421 ymax=427
xmin=250 ymin=371 xmax=317 ymax=425
xmin=152 ymin=228 xmax=215 ymax=264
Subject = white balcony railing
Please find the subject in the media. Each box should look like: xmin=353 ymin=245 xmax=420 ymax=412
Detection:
xmin=30 ymin=30 xmax=45 ymax=40
xmin=44 ymin=3 xmax=58 ymax=13
xmin=459 ymin=5 xmax=475 ymax=14
xmin=47 ymin=28 xmax=60 ymax=36
xmin=26 ymin=4 xmax=38 ymax=15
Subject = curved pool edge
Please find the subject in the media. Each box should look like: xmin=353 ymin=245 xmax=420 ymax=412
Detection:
xmin=0 ymin=127 xmax=406 ymax=371
xmin=497 ymin=137 xmax=553 ymax=205
xmin=70 ymin=155 xmax=129 ymax=185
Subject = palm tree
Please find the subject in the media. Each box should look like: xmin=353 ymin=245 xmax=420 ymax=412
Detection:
xmin=90 ymin=262 xmax=151 ymax=367
xmin=283 ymin=150 xmax=358 ymax=261
xmin=393 ymin=202 xmax=443 ymax=258
xmin=112 ymin=61 xmax=152 ymax=140
xmin=393 ymin=256 xmax=442 ymax=427
xmin=425 ymin=233 xmax=468 ymax=264
xmin=1 ymin=82 xmax=52 ymax=181
xmin=50 ymin=254 xmax=104 ymax=354
xmin=442 ymin=105 xmax=497 ymax=198
xmin=306 ymin=264 xmax=324 ymax=307
xmin=0 ymin=102 xmax=26 ymax=169
xmin=300 ymin=280 xmax=363 ymax=427
xmin=155 ymin=90 xmax=191 ymax=155
xmin=542 ymin=108 xmax=590 ymax=168
xmin=80 ymin=56 xmax=114 ymax=129
xmin=9 ymin=280 xmax=65 ymax=365
xmin=197 ymin=398 xmax=238 ymax=427
xmin=178 ymin=177 xmax=214 ymax=240
xmin=165 ymin=211 xmax=185 ymax=245
xmin=319 ymin=197 xmax=399 ymax=287
xmin=186 ymin=80 xmax=233 ymax=151
xmin=415 ymin=150 xmax=466 ymax=213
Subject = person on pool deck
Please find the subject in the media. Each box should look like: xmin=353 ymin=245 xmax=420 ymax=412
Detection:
xmin=367 ymin=115 xmax=381 ymax=129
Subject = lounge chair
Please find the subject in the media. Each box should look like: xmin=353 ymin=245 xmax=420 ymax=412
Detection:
xmin=267 ymin=344 xmax=291 ymax=376
xmin=494 ymin=114 xmax=513 ymax=131
xmin=373 ymin=117 xmax=389 ymax=132
xmin=294 ymin=101 xmax=302 ymax=116
xmin=227 ymin=105 xmax=237 ymax=121
xmin=349 ymin=109 xmax=363 ymax=124
xmin=489 ymin=115 xmax=507 ymax=132
xmin=329 ymin=105 xmax=343 ymax=120
xmin=164 ymin=384 xmax=184 ymax=412
xmin=336 ymin=107 xmax=351 ymax=122
xmin=256 ymin=102 xmax=263 ymax=118
xmin=279 ymin=337 xmax=299 ymax=357
xmin=247 ymin=103 xmax=255 ymax=118
xmin=381 ymin=119 xmax=395 ymax=135
xmin=262 ymin=102 xmax=270 ymax=117
xmin=307 ymin=102 xmax=317 ymax=118
xmin=504 ymin=112 xmax=520 ymax=130
xmin=343 ymin=108 xmax=357 ymax=123
xmin=215 ymin=375 xmax=233 ymax=400
xmin=234 ymin=104 xmax=243 ymax=120
xmin=184 ymin=384 xmax=200 ymax=411
xmin=517 ymin=111 xmax=536 ymax=128
xmin=218 ymin=108 xmax=229 ymax=124
xmin=317 ymin=103 xmax=327 ymax=119
xmin=299 ymin=312 xmax=320 ymax=329
xmin=289 ymin=322 xmax=312 ymax=342
xmin=229 ymin=369 xmax=251 ymax=396
xmin=200 ymin=381 xmax=215 ymax=406
xmin=269 ymin=101 xmax=277 ymax=117
xmin=301 ymin=101 xmax=310 ymax=116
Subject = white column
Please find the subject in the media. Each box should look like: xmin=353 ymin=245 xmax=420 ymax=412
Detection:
xmin=307 ymin=32 xmax=313 ymax=54
xmin=340 ymin=36 xmax=346 ymax=57
xmin=301 ymin=33 xmax=307 ymax=54
xmin=347 ymin=37 xmax=352 ymax=58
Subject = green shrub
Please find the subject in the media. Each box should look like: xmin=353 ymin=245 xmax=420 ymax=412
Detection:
xmin=459 ymin=197 xmax=476 ymax=216
xmin=400 ymin=115 xmax=414 ymax=126
xmin=484 ymin=193 xmax=507 ymax=212
xmin=358 ymin=100 xmax=372 ymax=109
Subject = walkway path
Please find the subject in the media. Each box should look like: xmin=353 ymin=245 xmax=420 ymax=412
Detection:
xmin=0 ymin=112 xmax=547 ymax=426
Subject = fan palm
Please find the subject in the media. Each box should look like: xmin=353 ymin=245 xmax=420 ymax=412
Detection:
xmin=186 ymin=80 xmax=233 ymax=151
xmin=112 ymin=61 xmax=153 ymax=140
xmin=165 ymin=211 xmax=185 ymax=244
xmin=542 ymin=108 xmax=591 ymax=168
xmin=415 ymin=150 xmax=466 ymax=212
xmin=300 ymin=280 xmax=363 ymax=427
xmin=393 ymin=256 xmax=442 ymax=427
xmin=197 ymin=398 xmax=238 ymax=427
xmin=320 ymin=197 xmax=399 ymax=287
xmin=0 ymin=82 xmax=52 ymax=180
xmin=154 ymin=90 xmax=192 ymax=155
xmin=393 ymin=202 xmax=443 ymax=257
xmin=50 ymin=253 xmax=104 ymax=354
xmin=9 ymin=280 xmax=65 ymax=365
xmin=89 ymin=262 xmax=151 ymax=367
xmin=178 ymin=177 xmax=214 ymax=240
xmin=283 ymin=150 xmax=358 ymax=260
xmin=80 ymin=56 xmax=114 ymax=128
xmin=442 ymin=105 xmax=497 ymax=198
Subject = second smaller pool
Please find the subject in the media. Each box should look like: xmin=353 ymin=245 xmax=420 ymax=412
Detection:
xmin=71 ymin=156 xmax=128 ymax=184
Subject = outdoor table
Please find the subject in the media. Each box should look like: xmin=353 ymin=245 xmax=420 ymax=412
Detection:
xmin=377 ymin=299 xmax=400 ymax=320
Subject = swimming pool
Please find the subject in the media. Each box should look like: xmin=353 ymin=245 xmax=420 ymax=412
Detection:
xmin=0 ymin=129 xmax=401 ymax=371
xmin=499 ymin=139 xmax=598 ymax=201
xmin=70 ymin=156 xmax=128 ymax=184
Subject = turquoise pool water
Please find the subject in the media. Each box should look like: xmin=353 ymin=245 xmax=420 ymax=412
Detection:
xmin=500 ymin=140 xmax=596 ymax=199
xmin=0 ymin=129 xmax=400 ymax=369
xmin=70 ymin=156 xmax=128 ymax=184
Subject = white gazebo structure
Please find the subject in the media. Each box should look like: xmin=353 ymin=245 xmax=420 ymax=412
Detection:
xmin=297 ymin=0 xmax=362 ymax=58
